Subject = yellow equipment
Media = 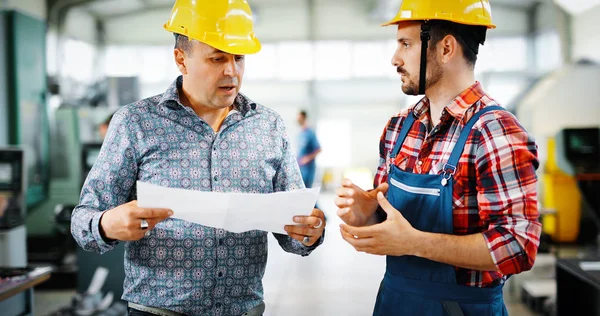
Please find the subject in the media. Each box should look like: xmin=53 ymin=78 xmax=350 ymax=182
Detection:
xmin=542 ymin=138 xmax=581 ymax=242
xmin=382 ymin=0 xmax=496 ymax=28
xmin=163 ymin=0 xmax=261 ymax=55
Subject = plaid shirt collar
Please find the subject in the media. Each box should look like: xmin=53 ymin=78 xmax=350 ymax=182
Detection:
xmin=412 ymin=81 xmax=486 ymax=123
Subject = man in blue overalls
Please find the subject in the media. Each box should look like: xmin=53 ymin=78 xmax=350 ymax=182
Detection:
xmin=335 ymin=1 xmax=542 ymax=315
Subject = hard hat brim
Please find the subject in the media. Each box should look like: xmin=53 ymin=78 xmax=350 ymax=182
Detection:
xmin=381 ymin=17 xmax=496 ymax=29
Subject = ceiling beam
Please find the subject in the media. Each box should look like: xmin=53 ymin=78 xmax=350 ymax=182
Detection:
xmin=96 ymin=4 xmax=172 ymax=21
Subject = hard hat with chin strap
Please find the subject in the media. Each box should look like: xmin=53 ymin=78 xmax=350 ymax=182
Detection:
xmin=164 ymin=0 xmax=261 ymax=55
xmin=383 ymin=0 xmax=495 ymax=94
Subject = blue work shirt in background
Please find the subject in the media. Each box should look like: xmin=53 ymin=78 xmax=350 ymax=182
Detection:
xmin=296 ymin=128 xmax=321 ymax=188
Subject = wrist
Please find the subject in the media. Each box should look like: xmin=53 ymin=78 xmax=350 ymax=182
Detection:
xmin=409 ymin=229 xmax=427 ymax=257
xmin=99 ymin=211 xmax=116 ymax=242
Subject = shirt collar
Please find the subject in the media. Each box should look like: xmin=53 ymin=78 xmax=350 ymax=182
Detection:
xmin=412 ymin=81 xmax=485 ymax=121
xmin=159 ymin=76 xmax=257 ymax=116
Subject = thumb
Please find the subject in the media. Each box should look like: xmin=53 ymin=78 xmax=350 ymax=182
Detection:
xmin=376 ymin=182 xmax=389 ymax=195
xmin=377 ymin=191 xmax=401 ymax=219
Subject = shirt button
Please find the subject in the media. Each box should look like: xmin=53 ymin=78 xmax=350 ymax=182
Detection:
xmin=218 ymin=272 xmax=223 ymax=277
xmin=417 ymin=160 xmax=423 ymax=166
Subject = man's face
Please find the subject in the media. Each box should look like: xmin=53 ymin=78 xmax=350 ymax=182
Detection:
xmin=99 ymin=124 xmax=108 ymax=139
xmin=297 ymin=113 xmax=306 ymax=126
xmin=177 ymin=41 xmax=245 ymax=109
xmin=391 ymin=22 xmax=443 ymax=95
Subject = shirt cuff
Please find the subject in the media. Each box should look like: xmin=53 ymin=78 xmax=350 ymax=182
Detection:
xmin=91 ymin=211 xmax=119 ymax=253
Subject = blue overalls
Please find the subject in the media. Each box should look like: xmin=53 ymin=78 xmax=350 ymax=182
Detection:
xmin=373 ymin=105 xmax=508 ymax=316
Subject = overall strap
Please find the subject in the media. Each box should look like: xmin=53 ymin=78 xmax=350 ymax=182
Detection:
xmin=391 ymin=112 xmax=417 ymax=159
xmin=444 ymin=105 xmax=505 ymax=173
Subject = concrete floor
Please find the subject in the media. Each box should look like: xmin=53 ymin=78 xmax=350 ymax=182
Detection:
xmin=34 ymin=193 xmax=540 ymax=316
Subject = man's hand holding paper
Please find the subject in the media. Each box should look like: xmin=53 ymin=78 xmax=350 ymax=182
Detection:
xmin=137 ymin=181 xmax=324 ymax=242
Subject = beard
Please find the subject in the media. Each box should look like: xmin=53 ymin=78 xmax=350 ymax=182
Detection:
xmin=399 ymin=55 xmax=443 ymax=96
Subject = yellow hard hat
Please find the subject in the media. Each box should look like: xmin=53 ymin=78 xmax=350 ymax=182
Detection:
xmin=164 ymin=0 xmax=261 ymax=55
xmin=382 ymin=0 xmax=496 ymax=29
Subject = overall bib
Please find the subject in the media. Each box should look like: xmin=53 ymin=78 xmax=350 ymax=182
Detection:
xmin=373 ymin=105 xmax=508 ymax=316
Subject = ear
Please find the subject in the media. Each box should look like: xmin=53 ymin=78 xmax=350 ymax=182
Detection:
xmin=174 ymin=48 xmax=188 ymax=75
xmin=439 ymin=35 xmax=458 ymax=64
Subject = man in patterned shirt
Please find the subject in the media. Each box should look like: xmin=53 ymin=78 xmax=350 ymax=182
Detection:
xmin=70 ymin=1 xmax=325 ymax=315
xmin=335 ymin=1 xmax=541 ymax=315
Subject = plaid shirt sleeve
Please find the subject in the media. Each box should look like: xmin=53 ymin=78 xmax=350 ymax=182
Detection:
xmin=476 ymin=111 xmax=541 ymax=276
xmin=374 ymin=114 xmax=406 ymax=188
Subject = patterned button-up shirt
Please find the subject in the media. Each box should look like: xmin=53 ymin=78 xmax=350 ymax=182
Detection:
xmin=374 ymin=82 xmax=541 ymax=288
xmin=71 ymin=76 xmax=321 ymax=315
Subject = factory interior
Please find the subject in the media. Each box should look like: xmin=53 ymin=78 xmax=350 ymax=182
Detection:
xmin=0 ymin=0 xmax=599 ymax=315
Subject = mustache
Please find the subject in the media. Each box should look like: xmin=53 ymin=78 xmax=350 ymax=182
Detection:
xmin=218 ymin=78 xmax=238 ymax=86
xmin=397 ymin=67 xmax=408 ymax=75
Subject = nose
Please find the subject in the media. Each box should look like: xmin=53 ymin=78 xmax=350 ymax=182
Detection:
xmin=391 ymin=47 xmax=403 ymax=68
xmin=224 ymin=58 xmax=238 ymax=77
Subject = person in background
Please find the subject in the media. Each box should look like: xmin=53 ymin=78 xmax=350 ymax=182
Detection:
xmin=98 ymin=112 xmax=114 ymax=140
xmin=296 ymin=110 xmax=322 ymax=189
xmin=0 ymin=195 xmax=8 ymax=218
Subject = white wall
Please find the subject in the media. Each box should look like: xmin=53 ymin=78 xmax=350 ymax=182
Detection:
xmin=572 ymin=3 xmax=600 ymax=63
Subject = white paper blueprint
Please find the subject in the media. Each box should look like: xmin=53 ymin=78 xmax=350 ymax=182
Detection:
xmin=137 ymin=181 xmax=320 ymax=234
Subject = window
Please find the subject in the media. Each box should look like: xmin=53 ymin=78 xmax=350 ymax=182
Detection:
xmin=315 ymin=41 xmax=352 ymax=80
xmin=351 ymin=41 xmax=390 ymax=78
xmin=63 ymin=39 xmax=96 ymax=82
xmin=478 ymin=37 xmax=528 ymax=73
xmin=276 ymin=41 xmax=314 ymax=80
xmin=245 ymin=43 xmax=277 ymax=80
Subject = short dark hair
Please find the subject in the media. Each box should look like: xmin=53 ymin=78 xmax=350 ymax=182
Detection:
xmin=174 ymin=34 xmax=194 ymax=54
xmin=299 ymin=110 xmax=307 ymax=119
xmin=428 ymin=20 xmax=487 ymax=67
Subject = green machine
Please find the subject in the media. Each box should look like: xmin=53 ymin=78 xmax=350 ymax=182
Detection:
xmin=0 ymin=9 xmax=50 ymax=209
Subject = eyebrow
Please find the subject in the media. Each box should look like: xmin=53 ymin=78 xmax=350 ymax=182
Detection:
xmin=397 ymin=38 xmax=412 ymax=43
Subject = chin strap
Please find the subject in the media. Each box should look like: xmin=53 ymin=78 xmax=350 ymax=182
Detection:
xmin=418 ymin=22 xmax=431 ymax=95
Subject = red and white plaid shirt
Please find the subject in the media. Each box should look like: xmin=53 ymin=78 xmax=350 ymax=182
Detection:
xmin=374 ymin=82 xmax=541 ymax=287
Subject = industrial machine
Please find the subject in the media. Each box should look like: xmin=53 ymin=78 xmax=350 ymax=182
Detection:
xmin=0 ymin=148 xmax=26 ymax=268
xmin=517 ymin=61 xmax=600 ymax=244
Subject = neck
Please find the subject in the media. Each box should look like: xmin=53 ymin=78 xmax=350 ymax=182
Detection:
xmin=425 ymin=70 xmax=475 ymax=127
xmin=180 ymin=82 xmax=232 ymax=133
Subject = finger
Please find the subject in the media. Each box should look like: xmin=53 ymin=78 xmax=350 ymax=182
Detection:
xmin=376 ymin=182 xmax=389 ymax=195
xmin=310 ymin=208 xmax=325 ymax=219
xmin=340 ymin=223 xmax=377 ymax=238
xmin=135 ymin=207 xmax=174 ymax=219
xmin=284 ymin=225 xmax=319 ymax=238
xmin=293 ymin=215 xmax=324 ymax=228
xmin=337 ymin=207 xmax=351 ymax=217
xmin=340 ymin=228 xmax=375 ymax=248
xmin=334 ymin=196 xmax=354 ymax=208
xmin=287 ymin=232 xmax=311 ymax=244
xmin=335 ymin=186 xmax=355 ymax=198
xmin=143 ymin=218 xmax=166 ymax=230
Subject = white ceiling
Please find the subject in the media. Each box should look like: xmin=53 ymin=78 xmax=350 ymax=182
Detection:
xmin=82 ymin=0 xmax=542 ymax=20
